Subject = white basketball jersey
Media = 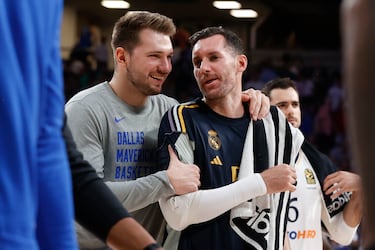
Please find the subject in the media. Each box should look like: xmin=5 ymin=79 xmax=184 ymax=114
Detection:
xmin=286 ymin=151 xmax=323 ymax=249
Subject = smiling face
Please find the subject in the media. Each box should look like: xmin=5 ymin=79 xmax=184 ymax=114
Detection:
xmin=125 ymin=28 xmax=173 ymax=96
xmin=191 ymin=34 xmax=246 ymax=101
xmin=269 ymin=87 xmax=301 ymax=128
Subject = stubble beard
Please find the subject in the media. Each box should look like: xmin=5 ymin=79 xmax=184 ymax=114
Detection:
xmin=127 ymin=68 xmax=162 ymax=96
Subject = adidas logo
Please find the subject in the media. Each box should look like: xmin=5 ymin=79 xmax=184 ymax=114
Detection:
xmin=210 ymin=156 xmax=223 ymax=165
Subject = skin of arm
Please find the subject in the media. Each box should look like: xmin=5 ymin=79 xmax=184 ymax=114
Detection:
xmin=323 ymin=171 xmax=363 ymax=227
xmin=106 ymin=217 xmax=163 ymax=250
xmin=342 ymin=189 xmax=362 ymax=227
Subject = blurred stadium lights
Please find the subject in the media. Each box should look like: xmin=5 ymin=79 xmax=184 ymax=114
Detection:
xmin=212 ymin=1 xmax=241 ymax=9
xmin=230 ymin=9 xmax=258 ymax=18
xmin=101 ymin=0 xmax=130 ymax=9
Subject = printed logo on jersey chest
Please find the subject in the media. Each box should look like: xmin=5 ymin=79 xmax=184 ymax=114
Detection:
xmin=304 ymin=168 xmax=316 ymax=184
xmin=207 ymin=130 xmax=221 ymax=150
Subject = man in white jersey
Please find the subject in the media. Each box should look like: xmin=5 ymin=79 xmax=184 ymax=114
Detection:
xmin=262 ymin=77 xmax=363 ymax=249
xmin=65 ymin=11 xmax=269 ymax=249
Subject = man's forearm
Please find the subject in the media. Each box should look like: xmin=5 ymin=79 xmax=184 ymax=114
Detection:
xmin=107 ymin=217 xmax=162 ymax=250
xmin=343 ymin=191 xmax=363 ymax=227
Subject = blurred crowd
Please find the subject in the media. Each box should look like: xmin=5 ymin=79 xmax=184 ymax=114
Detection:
xmin=63 ymin=25 xmax=111 ymax=101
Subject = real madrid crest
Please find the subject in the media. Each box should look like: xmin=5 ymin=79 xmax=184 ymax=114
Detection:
xmin=208 ymin=130 xmax=221 ymax=150
xmin=304 ymin=168 xmax=316 ymax=184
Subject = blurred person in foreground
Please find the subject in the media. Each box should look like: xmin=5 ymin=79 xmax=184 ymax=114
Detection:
xmin=0 ymin=1 xmax=165 ymax=249
xmin=262 ymin=77 xmax=362 ymax=249
xmin=341 ymin=0 xmax=375 ymax=249
xmin=0 ymin=1 xmax=77 ymax=248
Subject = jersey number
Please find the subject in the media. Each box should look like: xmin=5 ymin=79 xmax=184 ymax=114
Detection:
xmin=288 ymin=197 xmax=299 ymax=223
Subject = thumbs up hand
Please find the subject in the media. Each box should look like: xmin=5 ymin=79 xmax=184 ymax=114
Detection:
xmin=166 ymin=145 xmax=201 ymax=195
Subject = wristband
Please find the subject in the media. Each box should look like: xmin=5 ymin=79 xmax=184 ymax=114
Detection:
xmin=144 ymin=242 xmax=161 ymax=250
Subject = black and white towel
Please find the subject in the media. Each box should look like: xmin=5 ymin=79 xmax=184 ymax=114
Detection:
xmin=230 ymin=106 xmax=304 ymax=250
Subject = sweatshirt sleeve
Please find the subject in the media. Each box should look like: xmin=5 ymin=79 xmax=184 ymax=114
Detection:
xmin=105 ymin=170 xmax=174 ymax=212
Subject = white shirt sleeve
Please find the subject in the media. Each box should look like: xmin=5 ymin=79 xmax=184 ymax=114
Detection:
xmin=159 ymin=173 xmax=267 ymax=231
xmin=321 ymin=205 xmax=358 ymax=245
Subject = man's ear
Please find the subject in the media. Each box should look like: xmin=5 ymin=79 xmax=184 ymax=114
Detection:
xmin=237 ymin=54 xmax=248 ymax=72
xmin=115 ymin=47 xmax=128 ymax=65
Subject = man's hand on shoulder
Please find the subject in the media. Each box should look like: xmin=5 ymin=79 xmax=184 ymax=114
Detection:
xmin=241 ymin=88 xmax=270 ymax=120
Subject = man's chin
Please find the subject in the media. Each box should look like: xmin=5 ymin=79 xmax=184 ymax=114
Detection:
xmin=289 ymin=120 xmax=299 ymax=128
xmin=147 ymin=87 xmax=162 ymax=96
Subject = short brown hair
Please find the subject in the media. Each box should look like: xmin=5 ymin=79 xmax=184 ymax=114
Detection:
xmin=189 ymin=26 xmax=244 ymax=55
xmin=111 ymin=11 xmax=176 ymax=53
xmin=261 ymin=77 xmax=298 ymax=97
